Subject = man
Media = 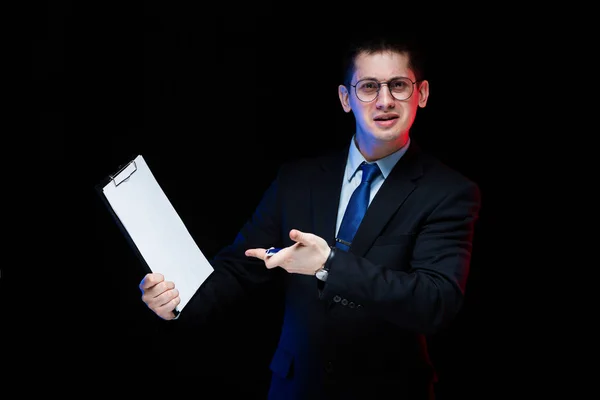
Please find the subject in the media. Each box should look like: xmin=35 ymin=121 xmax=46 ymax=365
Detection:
xmin=139 ymin=34 xmax=481 ymax=399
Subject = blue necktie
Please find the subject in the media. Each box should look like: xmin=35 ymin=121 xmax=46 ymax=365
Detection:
xmin=335 ymin=162 xmax=381 ymax=252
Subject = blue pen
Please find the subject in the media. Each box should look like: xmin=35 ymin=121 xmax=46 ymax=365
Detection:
xmin=265 ymin=247 xmax=281 ymax=257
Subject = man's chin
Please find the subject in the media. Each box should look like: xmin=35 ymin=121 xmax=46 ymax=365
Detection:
xmin=372 ymin=129 xmax=405 ymax=143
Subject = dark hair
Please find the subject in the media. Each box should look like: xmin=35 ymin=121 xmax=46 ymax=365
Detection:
xmin=340 ymin=32 xmax=427 ymax=87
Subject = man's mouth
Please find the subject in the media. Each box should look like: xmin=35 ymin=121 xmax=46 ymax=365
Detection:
xmin=373 ymin=114 xmax=399 ymax=127
xmin=374 ymin=115 xmax=399 ymax=121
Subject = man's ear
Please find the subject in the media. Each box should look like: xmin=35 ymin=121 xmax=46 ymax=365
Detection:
xmin=417 ymin=79 xmax=430 ymax=108
xmin=338 ymin=84 xmax=352 ymax=113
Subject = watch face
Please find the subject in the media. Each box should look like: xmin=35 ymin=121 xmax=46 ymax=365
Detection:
xmin=316 ymin=269 xmax=328 ymax=281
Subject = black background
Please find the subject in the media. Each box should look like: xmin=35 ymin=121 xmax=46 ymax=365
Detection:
xmin=31 ymin=2 xmax=528 ymax=398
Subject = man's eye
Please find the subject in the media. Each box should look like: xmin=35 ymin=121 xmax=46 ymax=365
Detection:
xmin=360 ymin=81 xmax=378 ymax=90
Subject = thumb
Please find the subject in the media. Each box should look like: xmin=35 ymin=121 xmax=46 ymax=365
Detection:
xmin=289 ymin=229 xmax=309 ymax=244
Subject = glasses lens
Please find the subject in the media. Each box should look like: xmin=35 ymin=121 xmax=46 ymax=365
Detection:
xmin=355 ymin=79 xmax=379 ymax=102
xmin=388 ymin=78 xmax=414 ymax=101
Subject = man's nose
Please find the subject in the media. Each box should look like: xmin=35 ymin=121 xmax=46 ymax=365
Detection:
xmin=376 ymin=84 xmax=395 ymax=108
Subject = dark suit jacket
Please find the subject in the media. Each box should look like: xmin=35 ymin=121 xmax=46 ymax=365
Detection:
xmin=178 ymin=141 xmax=481 ymax=399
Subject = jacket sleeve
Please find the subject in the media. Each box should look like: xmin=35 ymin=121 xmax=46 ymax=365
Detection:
xmin=319 ymin=179 xmax=482 ymax=335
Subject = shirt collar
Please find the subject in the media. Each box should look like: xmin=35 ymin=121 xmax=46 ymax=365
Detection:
xmin=346 ymin=135 xmax=411 ymax=181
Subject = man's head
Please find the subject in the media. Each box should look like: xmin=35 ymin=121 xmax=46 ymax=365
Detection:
xmin=338 ymin=34 xmax=429 ymax=159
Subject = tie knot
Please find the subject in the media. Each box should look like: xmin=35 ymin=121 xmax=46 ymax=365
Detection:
xmin=360 ymin=162 xmax=381 ymax=184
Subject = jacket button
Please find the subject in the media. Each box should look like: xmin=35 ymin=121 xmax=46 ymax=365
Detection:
xmin=341 ymin=298 xmax=348 ymax=306
xmin=333 ymin=295 xmax=341 ymax=303
xmin=349 ymin=302 xmax=355 ymax=308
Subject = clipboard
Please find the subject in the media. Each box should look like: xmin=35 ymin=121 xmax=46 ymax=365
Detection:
xmin=96 ymin=155 xmax=213 ymax=313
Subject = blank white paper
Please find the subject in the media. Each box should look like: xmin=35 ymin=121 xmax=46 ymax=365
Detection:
xmin=102 ymin=155 xmax=213 ymax=312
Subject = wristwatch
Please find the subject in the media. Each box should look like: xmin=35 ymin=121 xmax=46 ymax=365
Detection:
xmin=315 ymin=265 xmax=329 ymax=282
xmin=315 ymin=247 xmax=335 ymax=282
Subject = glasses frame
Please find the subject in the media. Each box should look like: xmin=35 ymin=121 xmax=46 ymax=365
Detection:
xmin=350 ymin=77 xmax=421 ymax=102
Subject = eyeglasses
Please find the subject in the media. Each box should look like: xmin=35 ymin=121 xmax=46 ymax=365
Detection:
xmin=350 ymin=77 xmax=420 ymax=102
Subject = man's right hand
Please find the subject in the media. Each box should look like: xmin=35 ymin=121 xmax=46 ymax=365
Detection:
xmin=139 ymin=273 xmax=180 ymax=320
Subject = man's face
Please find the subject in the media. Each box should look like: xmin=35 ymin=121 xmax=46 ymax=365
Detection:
xmin=338 ymin=51 xmax=429 ymax=147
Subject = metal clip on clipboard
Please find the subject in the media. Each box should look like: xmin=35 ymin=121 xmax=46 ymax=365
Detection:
xmin=110 ymin=159 xmax=137 ymax=187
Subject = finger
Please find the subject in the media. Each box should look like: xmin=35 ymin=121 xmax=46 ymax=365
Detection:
xmin=141 ymin=281 xmax=175 ymax=306
xmin=139 ymin=272 xmax=164 ymax=290
xmin=145 ymin=287 xmax=178 ymax=310
xmin=245 ymin=248 xmax=267 ymax=260
xmin=154 ymin=280 xmax=175 ymax=297
xmin=158 ymin=288 xmax=179 ymax=308
xmin=156 ymin=293 xmax=181 ymax=320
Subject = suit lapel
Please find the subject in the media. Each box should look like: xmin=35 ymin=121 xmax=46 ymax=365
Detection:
xmin=311 ymin=147 xmax=349 ymax=246
xmin=350 ymin=143 xmax=424 ymax=257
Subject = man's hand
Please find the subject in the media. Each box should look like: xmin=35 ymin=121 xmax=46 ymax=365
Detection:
xmin=139 ymin=272 xmax=180 ymax=320
xmin=245 ymin=229 xmax=331 ymax=276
